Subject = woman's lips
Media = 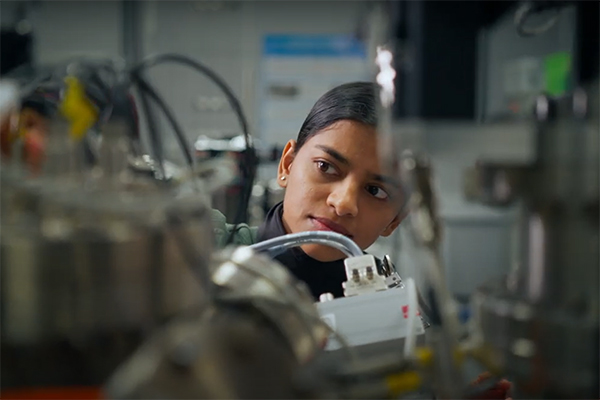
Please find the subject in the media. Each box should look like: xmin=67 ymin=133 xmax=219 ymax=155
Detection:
xmin=309 ymin=217 xmax=352 ymax=238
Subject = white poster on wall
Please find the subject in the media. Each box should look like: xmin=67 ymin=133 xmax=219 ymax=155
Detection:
xmin=259 ymin=34 xmax=370 ymax=147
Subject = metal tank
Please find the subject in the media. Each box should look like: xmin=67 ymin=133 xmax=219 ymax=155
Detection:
xmin=1 ymin=119 xmax=214 ymax=391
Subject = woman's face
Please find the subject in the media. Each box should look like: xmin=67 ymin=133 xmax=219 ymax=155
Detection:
xmin=278 ymin=120 xmax=405 ymax=261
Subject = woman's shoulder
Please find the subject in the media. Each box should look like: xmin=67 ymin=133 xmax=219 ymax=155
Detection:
xmin=211 ymin=209 xmax=258 ymax=248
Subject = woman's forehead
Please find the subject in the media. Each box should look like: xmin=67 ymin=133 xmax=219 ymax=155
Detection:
xmin=303 ymin=121 xmax=382 ymax=157
xmin=302 ymin=121 xmax=398 ymax=175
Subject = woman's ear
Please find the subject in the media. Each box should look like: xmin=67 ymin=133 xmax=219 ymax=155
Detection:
xmin=380 ymin=211 xmax=408 ymax=237
xmin=277 ymin=139 xmax=296 ymax=188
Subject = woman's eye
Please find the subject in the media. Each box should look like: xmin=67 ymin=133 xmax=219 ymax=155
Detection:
xmin=316 ymin=161 xmax=336 ymax=175
xmin=367 ymin=185 xmax=389 ymax=200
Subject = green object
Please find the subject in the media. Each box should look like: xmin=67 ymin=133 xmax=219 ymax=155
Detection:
xmin=212 ymin=209 xmax=258 ymax=248
xmin=544 ymin=52 xmax=572 ymax=96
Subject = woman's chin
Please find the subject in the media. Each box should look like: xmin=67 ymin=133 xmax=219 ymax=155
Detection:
xmin=300 ymin=244 xmax=348 ymax=262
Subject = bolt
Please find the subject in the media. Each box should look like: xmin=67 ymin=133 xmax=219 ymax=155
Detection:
xmin=319 ymin=293 xmax=334 ymax=302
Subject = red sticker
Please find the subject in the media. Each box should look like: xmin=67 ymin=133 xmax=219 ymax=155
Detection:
xmin=401 ymin=305 xmax=421 ymax=319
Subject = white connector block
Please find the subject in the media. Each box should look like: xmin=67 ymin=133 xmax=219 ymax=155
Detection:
xmin=342 ymin=255 xmax=388 ymax=297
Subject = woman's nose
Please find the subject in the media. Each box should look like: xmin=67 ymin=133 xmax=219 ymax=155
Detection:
xmin=326 ymin=181 xmax=359 ymax=217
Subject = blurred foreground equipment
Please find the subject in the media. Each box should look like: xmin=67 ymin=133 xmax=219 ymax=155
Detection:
xmin=468 ymin=82 xmax=599 ymax=398
xmin=0 ymin=88 xmax=213 ymax=391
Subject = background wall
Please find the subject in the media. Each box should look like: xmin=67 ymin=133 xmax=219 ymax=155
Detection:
xmin=28 ymin=1 xmax=123 ymax=65
xmin=137 ymin=1 xmax=370 ymax=160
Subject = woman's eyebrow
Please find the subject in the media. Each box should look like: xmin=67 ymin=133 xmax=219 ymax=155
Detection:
xmin=315 ymin=145 xmax=350 ymax=165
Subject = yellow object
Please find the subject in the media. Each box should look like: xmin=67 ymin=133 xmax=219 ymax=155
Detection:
xmin=415 ymin=346 xmax=434 ymax=367
xmin=59 ymin=76 xmax=98 ymax=141
xmin=385 ymin=371 xmax=422 ymax=396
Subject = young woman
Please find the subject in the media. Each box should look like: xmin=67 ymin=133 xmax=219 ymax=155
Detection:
xmin=213 ymin=81 xmax=407 ymax=299
xmin=213 ymin=81 xmax=513 ymax=399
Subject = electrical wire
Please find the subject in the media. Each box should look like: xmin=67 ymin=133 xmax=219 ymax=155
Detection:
xmin=130 ymin=53 xmax=256 ymax=241
xmin=18 ymin=72 xmax=54 ymax=100
xmin=14 ymin=60 xmax=121 ymax=169
xmin=16 ymin=58 xmax=118 ymax=109
xmin=133 ymin=74 xmax=166 ymax=180
xmin=130 ymin=72 xmax=196 ymax=171
xmin=16 ymin=54 xmax=254 ymax=225
xmin=130 ymin=54 xmax=250 ymax=139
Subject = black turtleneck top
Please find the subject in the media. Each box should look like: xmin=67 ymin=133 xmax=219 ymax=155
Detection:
xmin=256 ymin=202 xmax=348 ymax=300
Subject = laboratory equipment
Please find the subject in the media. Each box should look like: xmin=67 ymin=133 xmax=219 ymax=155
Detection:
xmin=1 ymin=0 xmax=597 ymax=397
xmin=468 ymin=84 xmax=599 ymax=398
xmin=1 ymin=106 xmax=214 ymax=392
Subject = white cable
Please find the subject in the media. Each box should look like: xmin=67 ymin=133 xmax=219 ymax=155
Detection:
xmin=264 ymin=239 xmax=355 ymax=258
xmin=403 ymin=277 xmax=419 ymax=358
xmin=249 ymin=231 xmax=363 ymax=258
